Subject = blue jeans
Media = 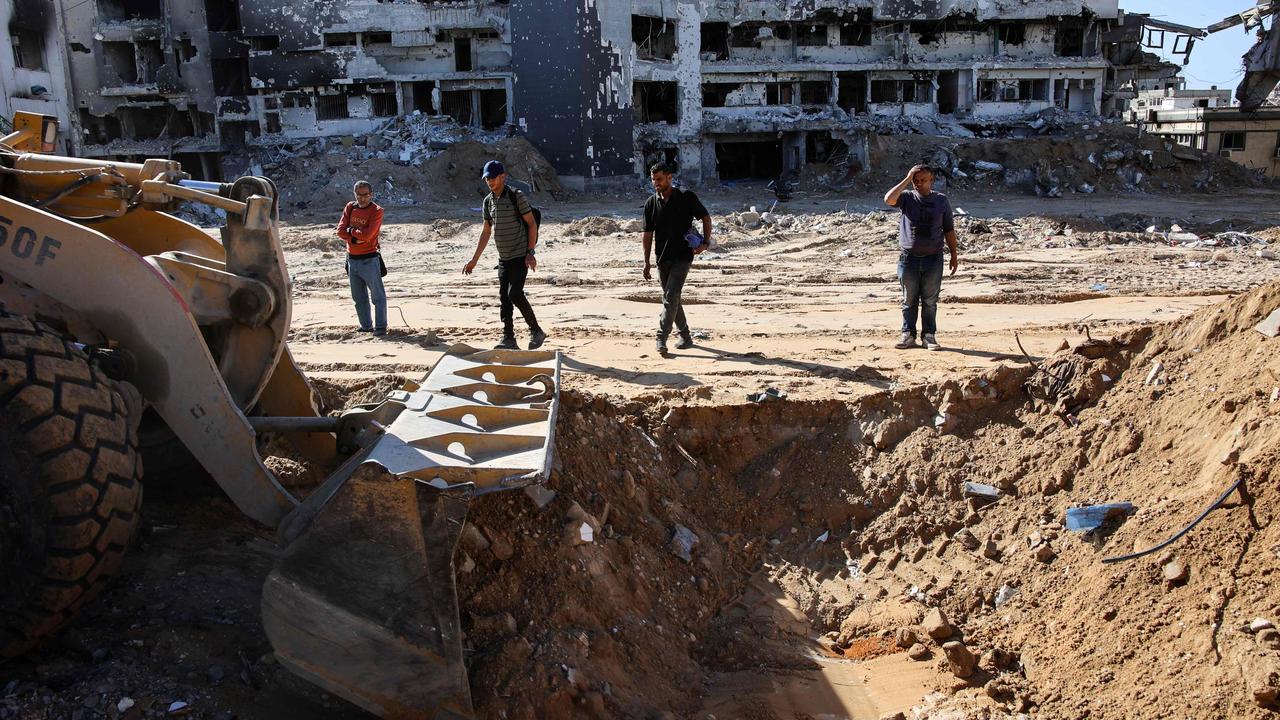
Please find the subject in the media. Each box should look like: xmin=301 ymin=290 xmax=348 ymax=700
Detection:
xmin=347 ymin=254 xmax=386 ymax=331
xmin=897 ymin=251 xmax=944 ymax=337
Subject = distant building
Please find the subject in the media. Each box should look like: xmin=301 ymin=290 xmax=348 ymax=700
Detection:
xmin=1127 ymin=91 xmax=1280 ymax=177
xmin=1 ymin=0 xmax=74 ymax=151
xmin=42 ymin=0 xmax=1212 ymax=186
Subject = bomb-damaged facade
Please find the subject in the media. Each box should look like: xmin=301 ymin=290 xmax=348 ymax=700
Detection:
xmin=56 ymin=0 xmax=1194 ymax=187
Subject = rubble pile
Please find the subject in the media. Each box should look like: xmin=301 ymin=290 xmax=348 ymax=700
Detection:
xmin=228 ymin=113 xmax=565 ymax=212
xmin=861 ymin=112 xmax=1264 ymax=197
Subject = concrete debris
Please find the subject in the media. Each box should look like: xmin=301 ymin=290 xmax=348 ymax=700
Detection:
xmin=995 ymin=584 xmax=1018 ymax=607
xmin=524 ymin=484 xmax=557 ymax=509
xmin=1145 ymin=361 xmax=1165 ymax=386
xmin=1256 ymin=308 xmax=1280 ymax=339
xmin=963 ymin=482 xmax=1002 ymax=502
xmin=671 ymin=524 xmax=699 ymax=563
xmin=953 ymin=528 xmax=980 ymax=552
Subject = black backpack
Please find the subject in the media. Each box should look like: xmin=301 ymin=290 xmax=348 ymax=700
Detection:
xmin=505 ymin=187 xmax=541 ymax=238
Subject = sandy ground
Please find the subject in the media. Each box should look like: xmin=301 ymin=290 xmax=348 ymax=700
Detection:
xmin=282 ymin=185 xmax=1280 ymax=403
xmin=5 ymin=186 xmax=1280 ymax=720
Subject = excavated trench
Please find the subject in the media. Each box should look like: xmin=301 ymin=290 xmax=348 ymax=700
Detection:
xmin=307 ymin=331 xmax=1144 ymax=720
xmin=7 ymin=283 xmax=1276 ymax=720
xmin=381 ymin=282 xmax=1280 ymax=720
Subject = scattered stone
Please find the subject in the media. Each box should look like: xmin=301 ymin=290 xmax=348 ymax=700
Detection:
xmin=458 ymin=553 xmax=476 ymax=574
xmin=167 ymin=701 xmax=191 ymax=716
xmin=879 ymin=713 xmax=907 ymax=720
xmin=524 ymin=484 xmax=557 ymax=509
xmin=671 ymin=524 xmax=699 ymax=563
xmin=1034 ymin=543 xmax=1056 ymax=563
xmin=982 ymin=538 xmax=1000 ymax=560
xmin=923 ymin=607 xmax=953 ymax=641
xmin=1039 ymin=475 xmax=1060 ymax=496
xmin=963 ymin=482 xmax=1001 ymax=501
xmin=564 ymin=521 xmax=594 ymax=547
xmin=994 ymin=584 xmax=1018 ymax=607
xmin=116 ymin=698 xmax=135 ymax=714
xmin=1221 ymin=448 xmax=1241 ymax=466
xmin=1144 ymin=361 xmax=1164 ymax=385
xmin=1163 ymin=558 xmax=1189 ymax=585
xmin=1252 ymin=667 xmax=1280 ymax=707
xmin=954 ymin=528 xmax=980 ymax=551
xmin=896 ymin=627 xmax=918 ymax=648
xmin=907 ymin=642 xmax=930 ymax=661
xmin=485 ymin=529 xmax=516 ymax=561
xmin=1250 ymin=618 xmax=1276 ymax=634
xmin=942 ymin=640 xmax=978 ymax=678
xmin=460 ymin=524 xmax=490 ymax=556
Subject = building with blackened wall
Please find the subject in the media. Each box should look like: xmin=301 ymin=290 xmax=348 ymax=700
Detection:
xmin=52 ymin=0 xmax=1193 ymax=187
xmin=59 ymin=0 xmax=515 ymax=180
xmin=2 ymin=0 xmax=74 ymax=151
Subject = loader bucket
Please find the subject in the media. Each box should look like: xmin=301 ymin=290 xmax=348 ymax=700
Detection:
xmin=261 ymin=345 xmax=560 ymax=718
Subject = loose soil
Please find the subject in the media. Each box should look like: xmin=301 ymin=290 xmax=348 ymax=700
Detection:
xmin=3 ymin=176 xmax=1280 ymax=720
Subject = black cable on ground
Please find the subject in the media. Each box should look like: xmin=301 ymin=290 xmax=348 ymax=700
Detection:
xmin=1102 ymin=476 xmax=1245 ymax=564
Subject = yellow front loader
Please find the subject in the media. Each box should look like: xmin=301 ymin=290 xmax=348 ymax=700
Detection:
xmin=0 ymin=112 xmax=560 ymax=718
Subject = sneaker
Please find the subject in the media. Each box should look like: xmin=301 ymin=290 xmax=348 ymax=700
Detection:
xmin=923 ymin=333 xmax=940 ymax=351
xmin=373 ymin=328 xmax=387 ymax=337
xmin=358 ymin=326 xmax=374 ymax=333
xmin=894 ymin=332 xmax=916 ymax=349
xmin=496 ymin=335 xmax=518 ymax=350
xmin=656 ymin=339 xmax=669 ymax=355
xmin=674 ymin=334 xmax=694 ymax=350
xmin=528 ymin=328 xmax=548 ymax=350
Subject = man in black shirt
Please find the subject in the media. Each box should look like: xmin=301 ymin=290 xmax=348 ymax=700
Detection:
xmin=642 ymin=162 xmax=712 ymax=355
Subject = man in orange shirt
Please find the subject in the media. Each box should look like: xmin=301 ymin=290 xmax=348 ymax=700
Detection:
xmin=337 ymin=180 xmax=387 ymax=335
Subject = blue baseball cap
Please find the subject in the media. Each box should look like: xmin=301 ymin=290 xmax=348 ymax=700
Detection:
xmin=481 ymin=160 xmax=505 ymax=179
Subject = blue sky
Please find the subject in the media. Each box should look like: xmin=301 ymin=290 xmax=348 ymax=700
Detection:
xmin=1119 ymin=0 xmax=1257 ymax=90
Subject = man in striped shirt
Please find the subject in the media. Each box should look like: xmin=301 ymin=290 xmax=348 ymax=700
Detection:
xmin=463 ymin=161 xmax=548 ymax=350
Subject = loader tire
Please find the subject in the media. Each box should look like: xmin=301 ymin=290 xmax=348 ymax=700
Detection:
xmin=0 ymin=312 xmax=143 ymax=659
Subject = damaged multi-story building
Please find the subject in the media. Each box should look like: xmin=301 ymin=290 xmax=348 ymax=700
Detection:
xmin=51 ymin=0 xmax=1197 ymax=188
xmin=2 ymin=0 xmax=74 ymax=149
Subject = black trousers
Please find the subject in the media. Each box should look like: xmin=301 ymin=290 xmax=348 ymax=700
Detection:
xmin=499 ymin=256 xmax=540 ymax=335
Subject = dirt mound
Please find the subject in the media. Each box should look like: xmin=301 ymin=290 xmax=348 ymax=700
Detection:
xmin=451 ymin=280 xmax=1280 ymax=719
xmin=6 ymin=272 xmax=1280 ymax=719
xmin=559 ymin=216 xmax=645 ymax=238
